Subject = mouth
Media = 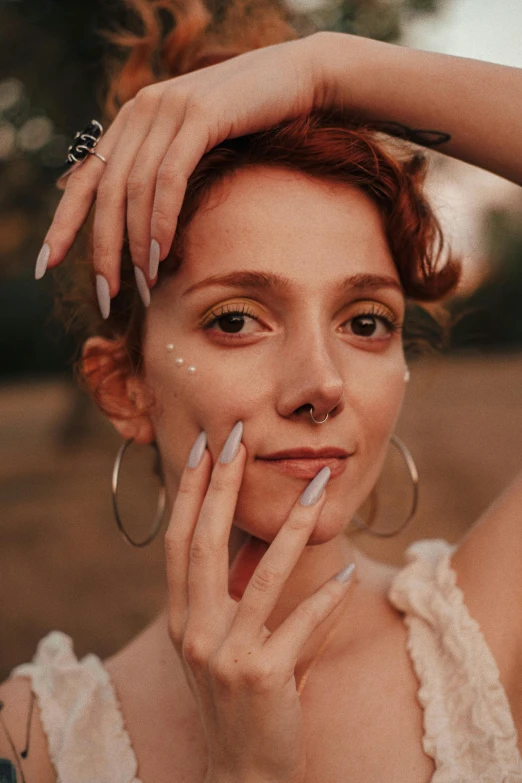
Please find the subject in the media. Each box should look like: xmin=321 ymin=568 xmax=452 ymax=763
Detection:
xmin=256 ymin=455 xmax=350 ymax=479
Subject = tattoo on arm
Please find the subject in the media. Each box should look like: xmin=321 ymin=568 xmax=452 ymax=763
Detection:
xmin=368 ymin=120 xmax=452 ymax=147
xmin=0 ymin=758 xmax=18 ymax=783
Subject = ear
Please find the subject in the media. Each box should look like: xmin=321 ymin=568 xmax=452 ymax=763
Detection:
xmin=81 ymin=336 xmax=155 ymax=445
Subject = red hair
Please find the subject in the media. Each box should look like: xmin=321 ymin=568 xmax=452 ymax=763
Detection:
xmin=53 ymin=0 xmax=461 ymax=419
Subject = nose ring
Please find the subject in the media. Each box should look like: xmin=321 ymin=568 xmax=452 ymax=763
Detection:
xmin=310 ymin=409 xmax=329 ymax=424
xmin=309 ymin=391 xmax=343 ymax=424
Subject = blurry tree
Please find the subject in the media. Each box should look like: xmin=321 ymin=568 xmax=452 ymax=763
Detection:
xmin=446 ymin=208 xmax=522 ymax=353
xmin=303 ymin=0 xmax=443 ymax=42
xmin=0 ymin=0 xmax=459 ymax=378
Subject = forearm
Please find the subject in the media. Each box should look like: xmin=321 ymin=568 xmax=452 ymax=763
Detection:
xmin=313 ymin=31 xmax=522 ymax=186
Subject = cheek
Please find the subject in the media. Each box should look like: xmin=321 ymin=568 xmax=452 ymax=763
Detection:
xmin=141 ymin=341 xmax=205 ymax=477
xmin=143 ymin=340 xmax=262 ymax=480
xmin=355 ymin=355 xmax=405 ymax=426
xmin=349 ymin=359 xmax=406 ymax=484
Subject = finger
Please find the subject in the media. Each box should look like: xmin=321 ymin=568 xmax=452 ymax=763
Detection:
xmin=187 ymin=422 xmax=246 ymax=617
xmin=126 ymin=94 xmax=190 ymax=277
xmin=39 ymin=103 xmax=131 ymax=276
xmin=231 ymin=468 xmax=332 ymax=638
xmin=91 ymin=89 xmax=164 ymax=297
xmin=149 ymin=114 xmax=211 ymax=281
xmin=164 ymin=433 xmax=212 ymax=641
xmin=264 ymin=559 xmax=356 ymax=669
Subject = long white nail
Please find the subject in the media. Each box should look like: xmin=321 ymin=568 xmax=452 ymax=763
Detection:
xmin=187 ymin=431 xmax=207 ymax=469
xmin=219 ymin=421 xmax=243 ymax=464
xmin=334 ymin=562 xmax=356 ymax=583
xmin=134 ymin=266 xmax=151 ymax=307
xmin=300 ymin=466 xmax=331 ymax=506
xmin=96 ymin=274 xmax=111 ymax=319
xmin=149 ymin=238 xmax=160 ymax=279
xmin=35 ymin=243 xmax=50 ymax=280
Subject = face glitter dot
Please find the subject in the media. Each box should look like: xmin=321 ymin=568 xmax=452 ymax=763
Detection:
xmin=175 ymin=357 xmax=184 ymax=366
xmin=187 ymin=366 xmax=196 ymax=374
xmin=166 ymin=344 xmax=174 ymax=351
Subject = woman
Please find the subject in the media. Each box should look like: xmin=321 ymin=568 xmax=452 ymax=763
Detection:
xmin=1 ymin=1 xmax=522 ymax=781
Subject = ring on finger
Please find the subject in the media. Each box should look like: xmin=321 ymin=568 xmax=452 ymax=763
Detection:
xmin=56 ymin=119 xmax=108 ymax=187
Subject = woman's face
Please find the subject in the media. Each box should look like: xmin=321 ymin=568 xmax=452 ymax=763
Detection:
xmin=143 ymin=164 xmax=407 ymax=545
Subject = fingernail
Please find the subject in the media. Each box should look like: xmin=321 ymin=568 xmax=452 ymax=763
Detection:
xmin=35 ymin=243 xmax=50 ymax=280
xmin=334 ymin=562 xmax=356 ymax=584
xmin=96 ymin=274 xmax=111 ymax=319
xmin=149 ymin=238 xmax=160 ymax=280
xmin=134 ymin=265 xmax=151 ymax=307
xmin=300 ymin=466 xmax=331 ymax=506
xmin=187 ymin=430 xmax=207 ymax=469
xmin=219 ymin=421 xmax=243 ymax=464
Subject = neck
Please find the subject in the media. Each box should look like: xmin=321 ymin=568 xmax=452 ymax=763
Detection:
xmin=149 ymin=533 xmax=394 ymax=689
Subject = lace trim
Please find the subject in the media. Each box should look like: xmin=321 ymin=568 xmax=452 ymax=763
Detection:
xmin=388 ymin=538 xmax=522 ymax=781
xmin=10 ymin=631 xmax=143 ymax=783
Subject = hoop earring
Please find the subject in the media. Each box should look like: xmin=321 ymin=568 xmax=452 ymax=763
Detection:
xmin=350 ymin=434 xmax=419 ymax=538
xmin=111 ymin=438 xmax=166 ymax=547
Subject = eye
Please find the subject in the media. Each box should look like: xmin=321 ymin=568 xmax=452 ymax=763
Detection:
xmin=201 ymin=303 xmax=262 ymax=337
xmin=345 ymin=305 xmax=401 ymax=340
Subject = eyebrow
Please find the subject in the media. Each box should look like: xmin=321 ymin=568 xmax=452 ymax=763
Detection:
xmin=182 ymin=271 xmax=404 ymax=298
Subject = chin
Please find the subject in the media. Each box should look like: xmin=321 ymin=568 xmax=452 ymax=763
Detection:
xmin=231 ymin=509 xmax=345 ymax=550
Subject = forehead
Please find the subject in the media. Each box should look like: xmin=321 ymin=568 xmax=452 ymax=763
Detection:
xmin=181 ymin=164 xmax=400 ymax=293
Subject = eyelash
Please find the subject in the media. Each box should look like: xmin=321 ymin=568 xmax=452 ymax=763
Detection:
xmin=201 ymin=302 xmax=402 ymax=339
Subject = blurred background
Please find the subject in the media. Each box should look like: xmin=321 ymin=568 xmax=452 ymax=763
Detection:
xmin=1 ymin=0 xmax=522 ymax=680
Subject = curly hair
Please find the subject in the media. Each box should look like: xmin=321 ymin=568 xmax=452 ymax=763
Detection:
xmin=53 ymin=0 xmax=462 ymax=423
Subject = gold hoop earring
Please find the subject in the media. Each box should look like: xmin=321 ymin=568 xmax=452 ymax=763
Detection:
xmin=111 ymin=438 xmax=166 ymax=547
xmin=350 ymin=434 xmax=419 ymax=538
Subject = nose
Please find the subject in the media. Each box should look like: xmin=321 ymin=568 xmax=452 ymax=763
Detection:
xmin=277 ymin=333 xmax=345 ymax=423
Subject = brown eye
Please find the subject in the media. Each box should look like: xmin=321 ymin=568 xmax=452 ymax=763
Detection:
xmin=351 ymin=315 xmax=381 ymax=337
xmin=214 ymin=313 xmax=249 ymax=334
xmin=345 ymin=307 xmax=401 ymax=340
xmin=202 ymin=303 xmax=261 ymax=337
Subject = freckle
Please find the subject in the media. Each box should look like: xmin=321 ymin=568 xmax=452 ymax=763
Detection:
xmin=234 ymin=659 xmax=238 ymax=664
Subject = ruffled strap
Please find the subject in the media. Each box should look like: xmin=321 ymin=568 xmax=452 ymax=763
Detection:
xmin=388 ymin=538 xmax=522 ymax=782
xmin=10 ymin=631 xmax=142 ymax=783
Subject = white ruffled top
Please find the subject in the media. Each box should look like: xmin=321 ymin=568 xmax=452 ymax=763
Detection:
xmin=11 ymin=632 xmax=142 ymax=783
xmin=387 ymin=537 xmax=522 ymax=782
xmin=9 ymin=538 xmax=522 ymax=782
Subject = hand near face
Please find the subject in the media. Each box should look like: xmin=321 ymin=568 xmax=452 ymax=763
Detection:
xmin=165 ymin=422 xmax=355 ymax=783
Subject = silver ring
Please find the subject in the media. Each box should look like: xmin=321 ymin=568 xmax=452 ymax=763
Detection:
xmin=309 ymin=390 xmax=343 ymax=424
xmin=310 ymin=409 xmax=328 ymax=424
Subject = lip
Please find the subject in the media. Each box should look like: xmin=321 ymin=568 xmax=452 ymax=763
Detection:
xmin=259 ymin=447 xmax=352 ymax=460
xmin=257 ymin=456 xmax=350 ymax=479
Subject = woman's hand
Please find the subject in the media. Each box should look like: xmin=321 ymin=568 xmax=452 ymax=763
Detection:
xmin=37 ymin=33 xmax=332 ymax=305
xmin=165 ymin=423 xmax=355 ymax=783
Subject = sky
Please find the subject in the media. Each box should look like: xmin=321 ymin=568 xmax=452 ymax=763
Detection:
xmin=403 ymin=0 xmax=522 ymax=68
xmin=402 ymin=0 xmax=522 ymax=289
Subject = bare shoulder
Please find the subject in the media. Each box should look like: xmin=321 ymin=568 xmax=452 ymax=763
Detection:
xmin=449 ymin=468 xmax=522 ymax=728
xmin=0 ymin=675 xmax=56 ymax=783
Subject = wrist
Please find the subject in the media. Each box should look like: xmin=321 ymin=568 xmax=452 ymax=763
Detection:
xmin=305 ymin=30 xmax=381 ymax=114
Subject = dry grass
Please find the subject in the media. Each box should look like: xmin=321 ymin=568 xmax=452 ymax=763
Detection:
xmin=1 ymin=352 xmax=521 ymax=680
